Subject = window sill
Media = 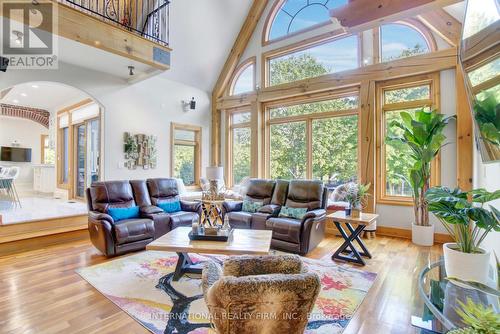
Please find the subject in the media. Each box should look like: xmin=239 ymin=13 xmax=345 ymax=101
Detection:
xmin=376 ymin=197 xmax=414 ymax=207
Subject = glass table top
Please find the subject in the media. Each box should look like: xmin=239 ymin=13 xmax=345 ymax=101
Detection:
xmin=415 ymin=259 xmax=499 ymax=333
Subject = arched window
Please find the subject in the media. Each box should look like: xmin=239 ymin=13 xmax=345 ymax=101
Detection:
xmin=264 ymin=0 xmax=348 ymax=43
xmin=230 ymin=58 xmax=255 ymax=95
xmin=380 ymin=22 xmax=434 ymax=62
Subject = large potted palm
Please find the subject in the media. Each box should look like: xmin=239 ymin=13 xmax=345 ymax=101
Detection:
xmin=387 ymin=109 xmax=454 ymax=246
xmin=426 ymin=187 xmax=500 ymax=284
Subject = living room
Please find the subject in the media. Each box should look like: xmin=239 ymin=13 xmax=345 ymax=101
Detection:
xmin=0 ymin=0 xmax=499 ymax=333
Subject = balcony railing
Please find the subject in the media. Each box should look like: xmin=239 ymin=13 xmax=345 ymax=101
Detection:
xmin=61 ymin=0 xmax=170 ymax=46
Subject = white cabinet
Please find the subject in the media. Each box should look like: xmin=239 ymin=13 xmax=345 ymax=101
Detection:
xmin=33 ymin=165 xmax=55 ymax=193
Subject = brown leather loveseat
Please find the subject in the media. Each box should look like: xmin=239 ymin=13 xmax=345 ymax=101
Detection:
xmin=222 ymin=179 xmax=327 ymax=255
xmin=86 ymin=178 xmax=200 ymax=257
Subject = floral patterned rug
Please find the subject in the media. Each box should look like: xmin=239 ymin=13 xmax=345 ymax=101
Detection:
xmin=77 ymin=251 xmax=376 ymax=334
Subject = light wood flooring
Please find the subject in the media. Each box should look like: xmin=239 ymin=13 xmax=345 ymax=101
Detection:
xmin=0 ymin=234 xmax=443 ymax=333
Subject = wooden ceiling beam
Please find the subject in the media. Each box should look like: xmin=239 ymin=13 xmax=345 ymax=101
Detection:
xmin=418 ymin=9 xmax=462 ymax=47
xmin=330 ymin=0 xmax=462 ymax=33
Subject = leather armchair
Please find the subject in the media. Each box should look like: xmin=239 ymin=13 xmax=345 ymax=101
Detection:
xmin=202 ymin=255 xmax=320 ymax=334
xmin=146 ymin=178 xmax=201 ymax=230
xmin=86 ymin=181 xmax=155 ymax=257
xmin=266 ymin=180 xmax=327 ymax=255
xmin=222 ymin=179 xmax=276 ymax=229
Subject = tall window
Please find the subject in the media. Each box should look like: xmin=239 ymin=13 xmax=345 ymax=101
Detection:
xmin=226 ymin=111 xmax=251 ymax=186
xmin=41 ymin=135 xmax=55 ymax=164
xmin=380 ymin=23 xmax=430 ymax=62
xmin=267 ymin=93 xmax=359 ymax=183
xmin=267 ymin=35 xmax=359 ymax=86
xmin=231 ymin=59 xmax=255 ymax=95
xmin=265 ymin=0 xmax=348 ymax=43
xmin=171 ymin=123 xmax=201 ymax=187
xmin=376 ymin=74 xmax=440 ymax=204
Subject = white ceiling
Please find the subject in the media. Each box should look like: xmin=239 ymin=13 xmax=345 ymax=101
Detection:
xmin=0 ymin=81 xmax=89 ymax=111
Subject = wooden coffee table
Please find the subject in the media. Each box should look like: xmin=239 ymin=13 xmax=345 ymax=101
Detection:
xmin=327 ymin=211 xmax=378 ymax=266
xmin=146 ymin=227 xmax=273 ymax=281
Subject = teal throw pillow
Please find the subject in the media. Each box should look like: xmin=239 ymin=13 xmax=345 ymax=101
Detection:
xmin=108 ymin=206 xmax=140 ymax=222
xmin=158 ymin=200 xmax=181 ymax=213
xmin=279 ymin=206 xmax=308 ymax=220
xmin=242 ymin=200 xmax=263 ymax=213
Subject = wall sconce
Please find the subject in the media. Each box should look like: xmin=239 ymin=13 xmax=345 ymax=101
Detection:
xmin=182 ymin=97 xmax=196 ymax=112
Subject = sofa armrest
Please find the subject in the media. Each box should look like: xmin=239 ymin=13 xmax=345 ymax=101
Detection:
xmin=222 ymin=255 xmax=303 ymax=277
xmin=89 ymin=211 xmax=114 ymax=224
xmin=202 ymin=260 xmax=223 ymax=299
xmin=222 ymin=201 xmax=242 ymax=214
xmin=180 ymin=200 xmax=201 ymax=212
xmin=140 ymin=205 xmax=163 ymax=215
xmin=302 ymin=208 xmax=326 ymax=221
xmin=258 ymin=204 xmax=280 ymax=215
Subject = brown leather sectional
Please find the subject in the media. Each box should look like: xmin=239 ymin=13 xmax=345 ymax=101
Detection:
xmin=223 ymin=179 xmax=328 ymax=255
xmin=86 ymin=178 xmax=201 ymax=257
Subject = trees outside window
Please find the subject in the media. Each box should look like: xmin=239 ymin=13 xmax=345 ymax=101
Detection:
xmin=227 ymin=111 xmax=251 ymax=186
xmin=171 ymin=123 xmax=201 ymax=187
xmin=380 ymin=23 xmax=430 ymax=62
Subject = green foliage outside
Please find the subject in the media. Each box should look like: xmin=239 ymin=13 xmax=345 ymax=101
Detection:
xmin=232 ymin=127 xmax=251 ymax=184
xmin=173 ymin=145 xmax=195 ymax=186
xmin=474 ymin=90 xmax=500 ymax=146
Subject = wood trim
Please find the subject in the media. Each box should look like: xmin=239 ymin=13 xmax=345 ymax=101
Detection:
xmin=211 ymin=0 xmax=268 ymax=166
xmin=456 ymin=65 xmax=474 ymax=191
xmin=227 ymin=57 xmax=257 ymax=96
xmin=376 ymin=226 xmax=453 ymax=243
xmin=375 ymin=73 xmax=440 ymax=205
xmin=461 ymin=20 xmax=500 ymax=62
xmin=40 ymin=134 xmax=48 ymax=164
xmin=471 ymin=75 xmax=500 ymax=95
xmin=418 ymin=9 xmax=462 ymax=47
xmin=218 ymin=48 xmax=456 ymax=109
xmin=58 ymin=98 xmax=94 ymax=114
xmin=329 ymin=0 xmax=462 ymax=32
xmin=372 ymin=28 xmax=380 ymax=64
xmin=170 ymin=122 xmax=202 ymax=187
xmin=463 ymin=45 xmax=500 ymax=72
xmin=359 ymin=81 xmax=376 ymax=213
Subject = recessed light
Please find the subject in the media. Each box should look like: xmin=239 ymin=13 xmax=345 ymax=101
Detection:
xmin=31 ymin=84 xmax=39 ymax=89
xmin=20 ymin=93 xmax=27 ymax=97
xmin=12 ymin=99 xmax=19 ymax=103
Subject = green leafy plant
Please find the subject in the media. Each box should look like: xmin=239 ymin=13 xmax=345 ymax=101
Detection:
xmin=474 ymin=91 xmax=500 ymax=146
xmin=425 ymin=187 xmax=500 ymax=253
xmin=338 ymin=182 xmax=371 ymax=209
xmin=447 ymin=298 xmax=500 ymax=334
xmin=387 ymin=109 xmax=455 ymax=226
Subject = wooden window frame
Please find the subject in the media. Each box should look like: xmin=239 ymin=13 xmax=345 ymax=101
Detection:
xmin=377 ymin=19 xmax=437 ymax=64
xmin=262 ymin=32 xmax=362 ymax=88
xmin=262 ymin=0 xmax=338 ymax=47
xmin=263 ymin=89 xmax=361 ymax=180
xmin=40 ymin=134 xmax=49 ymax=164
xmin=225 ymin=108 xmax=252 ymax=188
xmin=170 ymin=122 xmax=202 ymax=189
xmin=228 ymin=57 xmax=256 ymax=96
xmin=375 ymin=73 xmax=441 ymax=206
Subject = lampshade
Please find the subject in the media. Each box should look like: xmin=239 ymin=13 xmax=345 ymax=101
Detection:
xmin=206 ymin=166 xmax=223 ymax=180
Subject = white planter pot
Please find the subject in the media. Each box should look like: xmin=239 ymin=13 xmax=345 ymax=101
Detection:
xmin=443 ymin=243 xmax=491 ymax=284
xmin=412 ymin=223 xmax=434 ymax=246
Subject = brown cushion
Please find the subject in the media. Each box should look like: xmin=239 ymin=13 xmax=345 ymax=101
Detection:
xmin=169 ymin=211 xmax=198 ymax=230
xmin=89 ymin=181 xmax=136 ymax=213
xmin=227 ymin=211 xmax=252 ymax=229
xmin=147 ymin=178 xmax=179 ymax=205
xmin=266 ymin=217 xmax=302 ymax=244
xmin=113 ymin=218 xmax=154 ymax=245
xmin=245 ymin=179 xmax=276 ymax=205
xmin=285 ymin=180 xmax=324 ymax=210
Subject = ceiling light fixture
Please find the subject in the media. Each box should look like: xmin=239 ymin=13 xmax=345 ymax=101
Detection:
xmin=128 ymin=66 xmax=135 ymax=76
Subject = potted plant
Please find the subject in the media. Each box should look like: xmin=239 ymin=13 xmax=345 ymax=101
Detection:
xmin=340 ymin=182 xmax=371 ymax=218
xmin=426 ymin=187 xmax=500 ymax=284
xmin=387 ymin=108 xmax=454 ymax=246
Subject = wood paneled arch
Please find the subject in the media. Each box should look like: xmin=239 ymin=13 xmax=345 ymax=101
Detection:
xmin=0 ymin=104 xmax=50 ymax=128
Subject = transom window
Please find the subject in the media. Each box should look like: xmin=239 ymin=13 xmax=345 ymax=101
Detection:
xmin=226 ymin=111 xmax=251 ymax=186
xmin=266 ymin=93 xmax=359 ymax=183
xmin=266 ymin=0 xmax=348 ymax=42
xmin=380 ymin=23 xmax=430 ymax=62
xmin=267 ymin=35 xmax=359 ymax=86
xmin=171 ymin=123 xmax=201 ymax=187
xmin=230 ymin=58 xmax=255 ymax=95
xmin=376 ymin=74 xmax=440 ymax=205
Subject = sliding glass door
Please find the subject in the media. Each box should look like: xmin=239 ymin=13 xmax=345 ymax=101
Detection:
xmin=73 ymin=118 xmax=100 ymax=199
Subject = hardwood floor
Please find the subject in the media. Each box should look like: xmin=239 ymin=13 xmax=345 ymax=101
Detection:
xmin=0 ymin=234 xmax=443 ymax=334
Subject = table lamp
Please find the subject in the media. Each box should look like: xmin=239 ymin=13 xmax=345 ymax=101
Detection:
xmin=204 ymin=166 xmax=224 ymax=200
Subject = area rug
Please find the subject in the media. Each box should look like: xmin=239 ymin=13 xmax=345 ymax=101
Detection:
xmin=77 ymin=251 xmax=376 ymax=334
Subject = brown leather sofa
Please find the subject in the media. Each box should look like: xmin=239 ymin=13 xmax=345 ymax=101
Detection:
xmin=223 ymin=179 xmax=327 ymax=255
xmin=86 ymin=178 xmax=200 ymax=257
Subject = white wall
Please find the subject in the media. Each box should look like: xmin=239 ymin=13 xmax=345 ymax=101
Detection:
xmin=0 ymin=62 xmax=212 ymax=183
xmin=473 ymin=139 xmax=500 ymax=258
xmin=0 ymin=116 xmax=49 ymax=189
